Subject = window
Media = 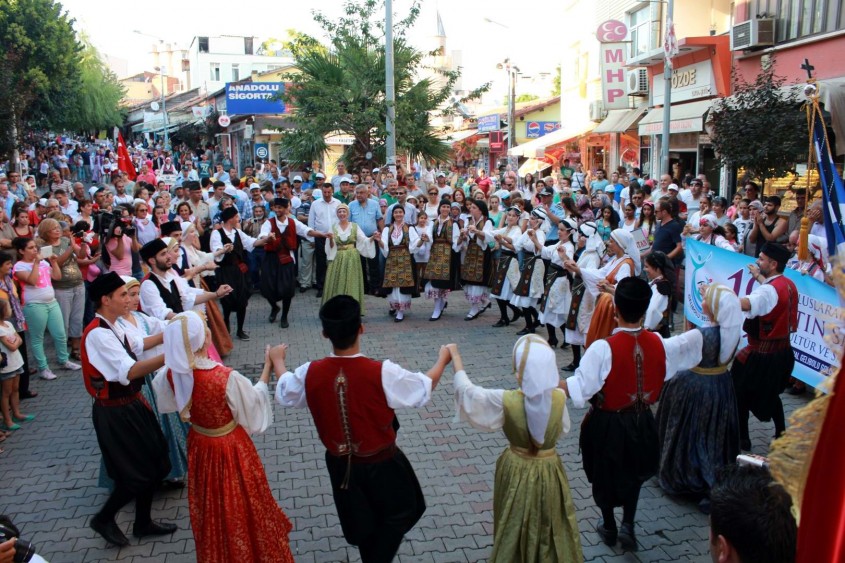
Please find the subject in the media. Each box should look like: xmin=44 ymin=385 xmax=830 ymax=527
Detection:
xmin=244 ymin=37 xmax=254 ymax=55
xmin=210 ymin=63 xmax=220 ymax=82
xmin=232 ymin=64 xmax=240 ymax=81
xmin=769 ymin=0 xmax=844 ymax=42
xmin=198 ymin=36 xmax=209 ymax=53
xmin=629 ymin=6 xmax=661 ymax=60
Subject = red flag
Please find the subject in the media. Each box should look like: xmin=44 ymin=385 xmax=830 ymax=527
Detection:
xmin=797 ymin=364 xmax=845 ymax=562
xmin=116 ymin=131 xmax=136 ymax=181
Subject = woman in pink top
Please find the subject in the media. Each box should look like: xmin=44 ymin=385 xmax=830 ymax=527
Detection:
xmin=11 ymin=237 xmax=80 ymax=381
xmin=136 ymin=161 xmax=157 ymax=185
xmin=102 ymin=220 xmax=136 ymax=276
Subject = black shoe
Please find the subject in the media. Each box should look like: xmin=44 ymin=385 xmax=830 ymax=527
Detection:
xmin=618 ymin=523 xmax=637 ymax=551
xmin=596 ymin=519 xmax=617 ymax=547
xmin=394 ymin=315 xmax=404 ymax=323
xmin=740 ymin=438 xmax=752 ymax=452
xmin=548 ymin=339 xmax=559 ymax=348
xmin=492 ymin=319 xmax=508 ymax=328
xmin=91 ymin=516 xmax=130 ymax=547
xmin=19 ymin=391 xmax=38 ymax=400
xmin=464 ymin=311 xmax=481 ymax=321
xmin=516 ymin=326 xmax=534 ymax=336
xmin=561 ymin=362 xmax=578 ymax=372
xmin=316 ymin=290 xmax=323 ymax=298
xmin=132 ymin=520 xmax=177 ymax=539
xmin=299 ymin=286 xmax=308 ymax=293
xmin=429 ymin=311 xmax=443 ymax=321
xmin=279 ymin=318 xmax=289 ymax=329
xmin=237 ymin=331 xmax=250 ymax=341
xmin=268 ymin=306 xmax=280 ymax=323
xmin=559 ymin=342 xmax=570 ymax=350
xmin=389 ymin=309 xmax=396 ymax=316
xmin=158 ymin=479 xmax=185 ymax=491
xmin=480 ymin=302 xmax=492 ymax=315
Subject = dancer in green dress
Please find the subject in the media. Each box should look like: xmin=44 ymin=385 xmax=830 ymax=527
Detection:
xmin=322 ymin=204 xmax=377 ymax=313
xmin=452 ymin=337 xmax=583 ymax=562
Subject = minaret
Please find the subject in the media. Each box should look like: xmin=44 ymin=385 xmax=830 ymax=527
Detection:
xmin=436 ymin=11 xmax=446 ymax=56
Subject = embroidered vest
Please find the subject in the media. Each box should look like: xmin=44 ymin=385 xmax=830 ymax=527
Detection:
xmin=146 ymin=273 xmax=184 ymax=314
xmin=264 ymin=218 xmax=298 ymax=264
xmin=81 ymin=318 xmax=142 ymax=400
xmin=597 ymin=330 xmax=666 ymax=412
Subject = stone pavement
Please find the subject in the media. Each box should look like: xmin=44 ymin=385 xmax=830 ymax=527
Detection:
xmin=0 ymin=291 xmax=810 ymax=562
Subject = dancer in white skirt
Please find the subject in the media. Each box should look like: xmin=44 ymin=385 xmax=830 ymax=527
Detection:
xmin=562 ymin=222 xmax=604 ymax=371
xmin=459 ymin=199 xmax=494 ymax=321
xmin=539 ymin=217 xmax=577 ymax=348
xmin=490 ymin=207 xmax=525 ymax=328
xmin=507 ymin=208 xmax=548 ymax=335
xmin=375 ymin=206 xmax=423 ymax=322
xmin=420 ymin=202 xmax=461 ymax=321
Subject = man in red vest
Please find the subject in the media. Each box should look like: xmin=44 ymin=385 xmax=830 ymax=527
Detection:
xmin=733 ymin=242 xmax=798 ymax=452
xmin=82 ymin=272 xmax=176 ymax=547
xmin=559 ymin=277 xmax=701 ymax=551
xmin=273 ymin=295 xmax=454 ymax=562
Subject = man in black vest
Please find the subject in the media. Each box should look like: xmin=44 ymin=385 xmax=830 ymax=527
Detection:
xmin=138 ymin=238 xmax=232 ymax=320
xmin=82 ymin=273 xmax=175 ymax=547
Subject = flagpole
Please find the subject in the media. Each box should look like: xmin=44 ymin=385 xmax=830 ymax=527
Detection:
xmin=660 ymin=0 xmax=675 ymax=177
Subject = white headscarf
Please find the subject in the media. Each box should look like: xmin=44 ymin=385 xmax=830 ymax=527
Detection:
xmin=704 ymin=284 xmax=743 ymax=365
xmin=162 ymin=311 xmax=207 ymax=419
xmin=512 ymin=334 xmax=568 ymax=446
xmin=578 ymin=221 xmax=605 ymax=266
xmin=610 ymin=228 xmax=642 ymax=275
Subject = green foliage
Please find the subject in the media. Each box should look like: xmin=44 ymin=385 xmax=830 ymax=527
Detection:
xmin=504 ymin=93 xmax=539 ymax=105
xmin=552 ymin=65 xmax=561 ymax=96
xmin=709 ymin=60 xmax=806 ymax=183
xmin=60 ymin=34 xmax=126 ymax=132
xmin=280 ymin=0 xmax=488 ymax=168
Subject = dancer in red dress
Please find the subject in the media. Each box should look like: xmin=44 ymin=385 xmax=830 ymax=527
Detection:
xmin=154 ymin=311 xmax=294 ymax=563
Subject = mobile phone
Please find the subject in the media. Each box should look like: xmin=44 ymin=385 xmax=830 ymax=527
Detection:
xmin=40 ymin=246 xmax=53 ymax=258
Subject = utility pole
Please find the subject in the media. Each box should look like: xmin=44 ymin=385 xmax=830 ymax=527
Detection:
xmin=660 ymin=0 xmax=675 ymax=177
xmin=385 ymin=0 xmax=397 ymax=174
xmin=160 ymin=67 xmax=169 ymax=150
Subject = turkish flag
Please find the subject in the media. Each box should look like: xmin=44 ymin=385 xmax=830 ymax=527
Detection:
xmin=116 ymin=131 xmax=136 ymax=181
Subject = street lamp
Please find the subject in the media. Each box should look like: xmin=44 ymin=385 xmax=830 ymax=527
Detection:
xmin=154 ymin=66 xmax=170 ymax=150
xmin=496 ymin=59 xmax=520 ymax=153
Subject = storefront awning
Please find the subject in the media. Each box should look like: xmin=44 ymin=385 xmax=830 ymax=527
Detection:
xmin=508 ymin=121 xmax=596 ymax=158
xmin=593 ymin=106 xmax=647 ymax=134
xmin=638 ymin=99 xmax=714 ymax=136
xmin=518 ymin=158 xmax=552 ymax=176
xmin=438 ymin=129 xmax=479 ymax=144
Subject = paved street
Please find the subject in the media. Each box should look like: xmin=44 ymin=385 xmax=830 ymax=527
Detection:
xmin=0 ymin=290 xmax=810 ymax=562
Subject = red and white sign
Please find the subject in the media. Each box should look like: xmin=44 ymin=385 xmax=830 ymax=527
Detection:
xmin=218 ymin=114 xmax=231 ymax=127
xmin=598 ymin=20 xmax=629 ymax=111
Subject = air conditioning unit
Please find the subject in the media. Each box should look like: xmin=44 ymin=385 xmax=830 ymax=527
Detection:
xmin=627 ymin=68 xmax=649 ymax=96
xmin=589 ymin=100 xmax=606 ymax=122
xmin=731 ymin=18 xmax=775 ymax=51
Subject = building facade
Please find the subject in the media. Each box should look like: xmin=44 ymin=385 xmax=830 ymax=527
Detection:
xmin=186 ymin=35 xmax=294 ymax=94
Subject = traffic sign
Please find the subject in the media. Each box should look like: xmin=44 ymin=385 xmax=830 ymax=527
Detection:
xmin=255 ymin=143 xmax=269 ymax=159
xmin=218 ymin=115 xmax=231 ymax=127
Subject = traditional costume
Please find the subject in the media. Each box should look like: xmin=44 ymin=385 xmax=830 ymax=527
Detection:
xmin=460 ymin=215 xmax=494 ymax=319
xmin=583 ymin=228 xmax=640 ymax=348
xmin=490 ymin=220 xmax=524 ymax=327
xmin=507 ymin=208 xmax=547 ymax=334
xmin=563 ymin=222 xmax=604 ymax=370
xmin=732 ymin=243 xmax=798 ymax=450
xmin=657 ymin=284 xmax=742 ymax=499
xmin=454 ymin=335 xmax=583 ymax=562
xmin=643 ymin=252 xmax=675 ymax=338
xmin=565 ymin=277 xmax=701 ymax=549
xmin=323 ymin=207 xmax=376 ymax=313
xmin=209 ymin=207 xmax=258 ymax=338
xmin=82 ymin=273 xmax=173 ymax=546
xmin=380 ymin=221 xmax=422 ymax=321
xmin=153 ymin=311 xmax=294 ymax=563
xmin=276 ymin=298 xmax=431 ymax=562
xmin=258 ymin=199 xmax=315 ymax=326
xmin=538 ymin=218 xmax=576 ymax=347
xmin=422 ymin=215 xmax=462 ymax=321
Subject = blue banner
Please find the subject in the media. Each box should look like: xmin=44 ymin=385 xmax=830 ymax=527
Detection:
xmin=477 ymin=114 xmax=501 ymax=133
xmin=225 ymin=82 xmax=286 ymax=115
xmin=684 ymin=238 xmax=841 ymax=388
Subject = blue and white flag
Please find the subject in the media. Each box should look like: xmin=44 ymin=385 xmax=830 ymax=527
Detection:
xmin=811 ymin=102 xmax=845 ymax=258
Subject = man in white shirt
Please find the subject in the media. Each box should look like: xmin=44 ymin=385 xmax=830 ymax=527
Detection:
xmin=651 ymin=174 xmax=671 ymax=203
xmin=308 ymin=182 xmax=341 ymax=297
xmin=330 ymin=162 xmax=348 ymax=191
xmin=435 ymin=172 xmax=452 ymax=197
xmin=139 ymin=238 xmax=231 ymax=320
xmin=54 ymin=188 xmax=79 ymax=221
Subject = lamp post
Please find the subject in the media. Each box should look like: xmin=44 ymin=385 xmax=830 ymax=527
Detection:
xmin=496 ymin=59 xmax=520 ymax=153
xmin=385 ymin=0 xmax=397 ymax=174
xmin=660 ymin=0 xmax=675 ymax=177
xmin=154 ymin=65 xmax=170 ymax=150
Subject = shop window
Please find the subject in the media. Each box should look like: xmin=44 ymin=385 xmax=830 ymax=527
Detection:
xmin=244 ymin=37 xmax=254 ymax=55
xmin=770 ymin=0 xmax=844 ymax=42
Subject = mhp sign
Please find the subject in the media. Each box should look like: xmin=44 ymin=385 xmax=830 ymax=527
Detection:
xmin=226 ymin=82 xmax=286 ymax=115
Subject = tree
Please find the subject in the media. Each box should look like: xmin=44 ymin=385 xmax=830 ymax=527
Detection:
xmin=59 ymin=34 xmax=126 ymax=133
xmin=0 ymin=0 xmax=80 ymax=157
xmin=279 ymin=0 xmax=488 ymax=169
xmin=551 ymin=64 xmax=561 ymax=96
xmin=709 ymin=60 xmax=806 ymax=184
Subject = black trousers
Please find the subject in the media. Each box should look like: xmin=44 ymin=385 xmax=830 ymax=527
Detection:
xmin=315 ymin=238 xmax=328 ymax=289
xmin=362 ymin=255 xmax=382 ymax=294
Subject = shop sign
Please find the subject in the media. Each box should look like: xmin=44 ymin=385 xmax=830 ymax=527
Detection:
xmin=490 ymin=131 xmax=504 ymax=150
xmin=597 ymin=20 xmax=629 ymax=111
xmin=525 ymin=121 xmax=562 ymax=138
xmin=639 ymin=117 xmax=704 ymax=136
xmin=477 ymin=114 xmax=501 ymax=133
xmin=225 ymin=82 xmax=286 ymax=115
xmin=652 ymin=60 xmax=715 ymax=106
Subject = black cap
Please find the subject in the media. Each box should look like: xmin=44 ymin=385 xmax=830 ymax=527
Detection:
xmin=220 ymin=207 xmax=238 ymax=222
xmin=89 ymin=272 xmax=125 ymax=303
xmin=140 ymin=238 xmax=167 ymax=262
xmin=160 ymin=221 xmax=181 ymax=236
xmin=614 ymin=277 xmax=652 ymax=322
xmin=760 ymin=242 xmax=790 ymax=267
xmin=538 ymin=187 xmax=554 ymax=197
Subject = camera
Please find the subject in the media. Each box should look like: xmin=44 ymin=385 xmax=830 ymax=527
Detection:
xmin=0 ymin=517 xmax=36 ymax=562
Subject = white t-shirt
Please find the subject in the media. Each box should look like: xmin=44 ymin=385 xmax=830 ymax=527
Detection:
xmin=13 ymin=260 xmax=55 ymax=303
xmin=0 ymin=321 xmax=24 ymax=374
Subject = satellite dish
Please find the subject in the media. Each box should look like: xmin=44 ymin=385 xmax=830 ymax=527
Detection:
xmin=150 ymin=101 xmax=160 ymax=112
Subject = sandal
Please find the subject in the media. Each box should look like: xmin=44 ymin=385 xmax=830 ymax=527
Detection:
xmin=70 ymin=351 xmax=82 ymax=361
xmin=0 ymin=423 xmax=20 ymax=432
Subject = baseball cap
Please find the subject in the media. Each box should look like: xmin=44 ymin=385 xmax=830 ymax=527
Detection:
xmin=667 ymin=183 xmax=679 ymax=192
xmin=538 ymin=187 xmax=554 ymax=197
xmin=436 ymin=172 xmax=446 ymax=178
xmin=292 ymin=176 xmax=303 ymax=183
xmin=340 ymin=175 xmax=352 ymax=184
xmin=315 ymin=172 xmax=326 ymax=180
xmin=249 ymin=183 xmax=261 ymax=191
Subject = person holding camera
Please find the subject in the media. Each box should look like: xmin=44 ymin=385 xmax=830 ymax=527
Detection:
xmin=0 ymin=514 xmax=44 ymax=563
xmin=101 ymin=218 xmax=138 ymax=277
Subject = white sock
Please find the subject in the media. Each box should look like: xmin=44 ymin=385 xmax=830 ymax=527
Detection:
xmin=432 ymin=298 xmax=443 ymax=317
xmin=468 ymin=305 xmax=479 ymax=317
xmin=395 ymin=311 xmax=404 ymax=320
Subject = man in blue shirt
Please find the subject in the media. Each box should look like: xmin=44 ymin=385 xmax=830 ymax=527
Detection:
xmin=537 ymin=186 xmax=566 ymax=246
xmin=349 ymin=183 xmax=384 ymax=294
xmin=590 ymin=168 xmax=610 ymax=193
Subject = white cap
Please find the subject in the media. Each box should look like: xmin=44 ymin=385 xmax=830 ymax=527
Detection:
xmin=315 ymin=172 xmax=326 ymax=179
xmin=293 ymin=175 xmax=303 ymax=182
xmin=372 ymin=167 xmax=380 ymax=173
xmin=668 ymin=183 xmax=679 ymax=192
xmin=249 ymin=183 xmax=261 ymax=191
xmin=340 ymin=175 xmax=352 ymax=184
xmin=436 ymin=171 xmax=446 ymax=178
xmin=223 ymin=185 xmax=238 ymax=197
